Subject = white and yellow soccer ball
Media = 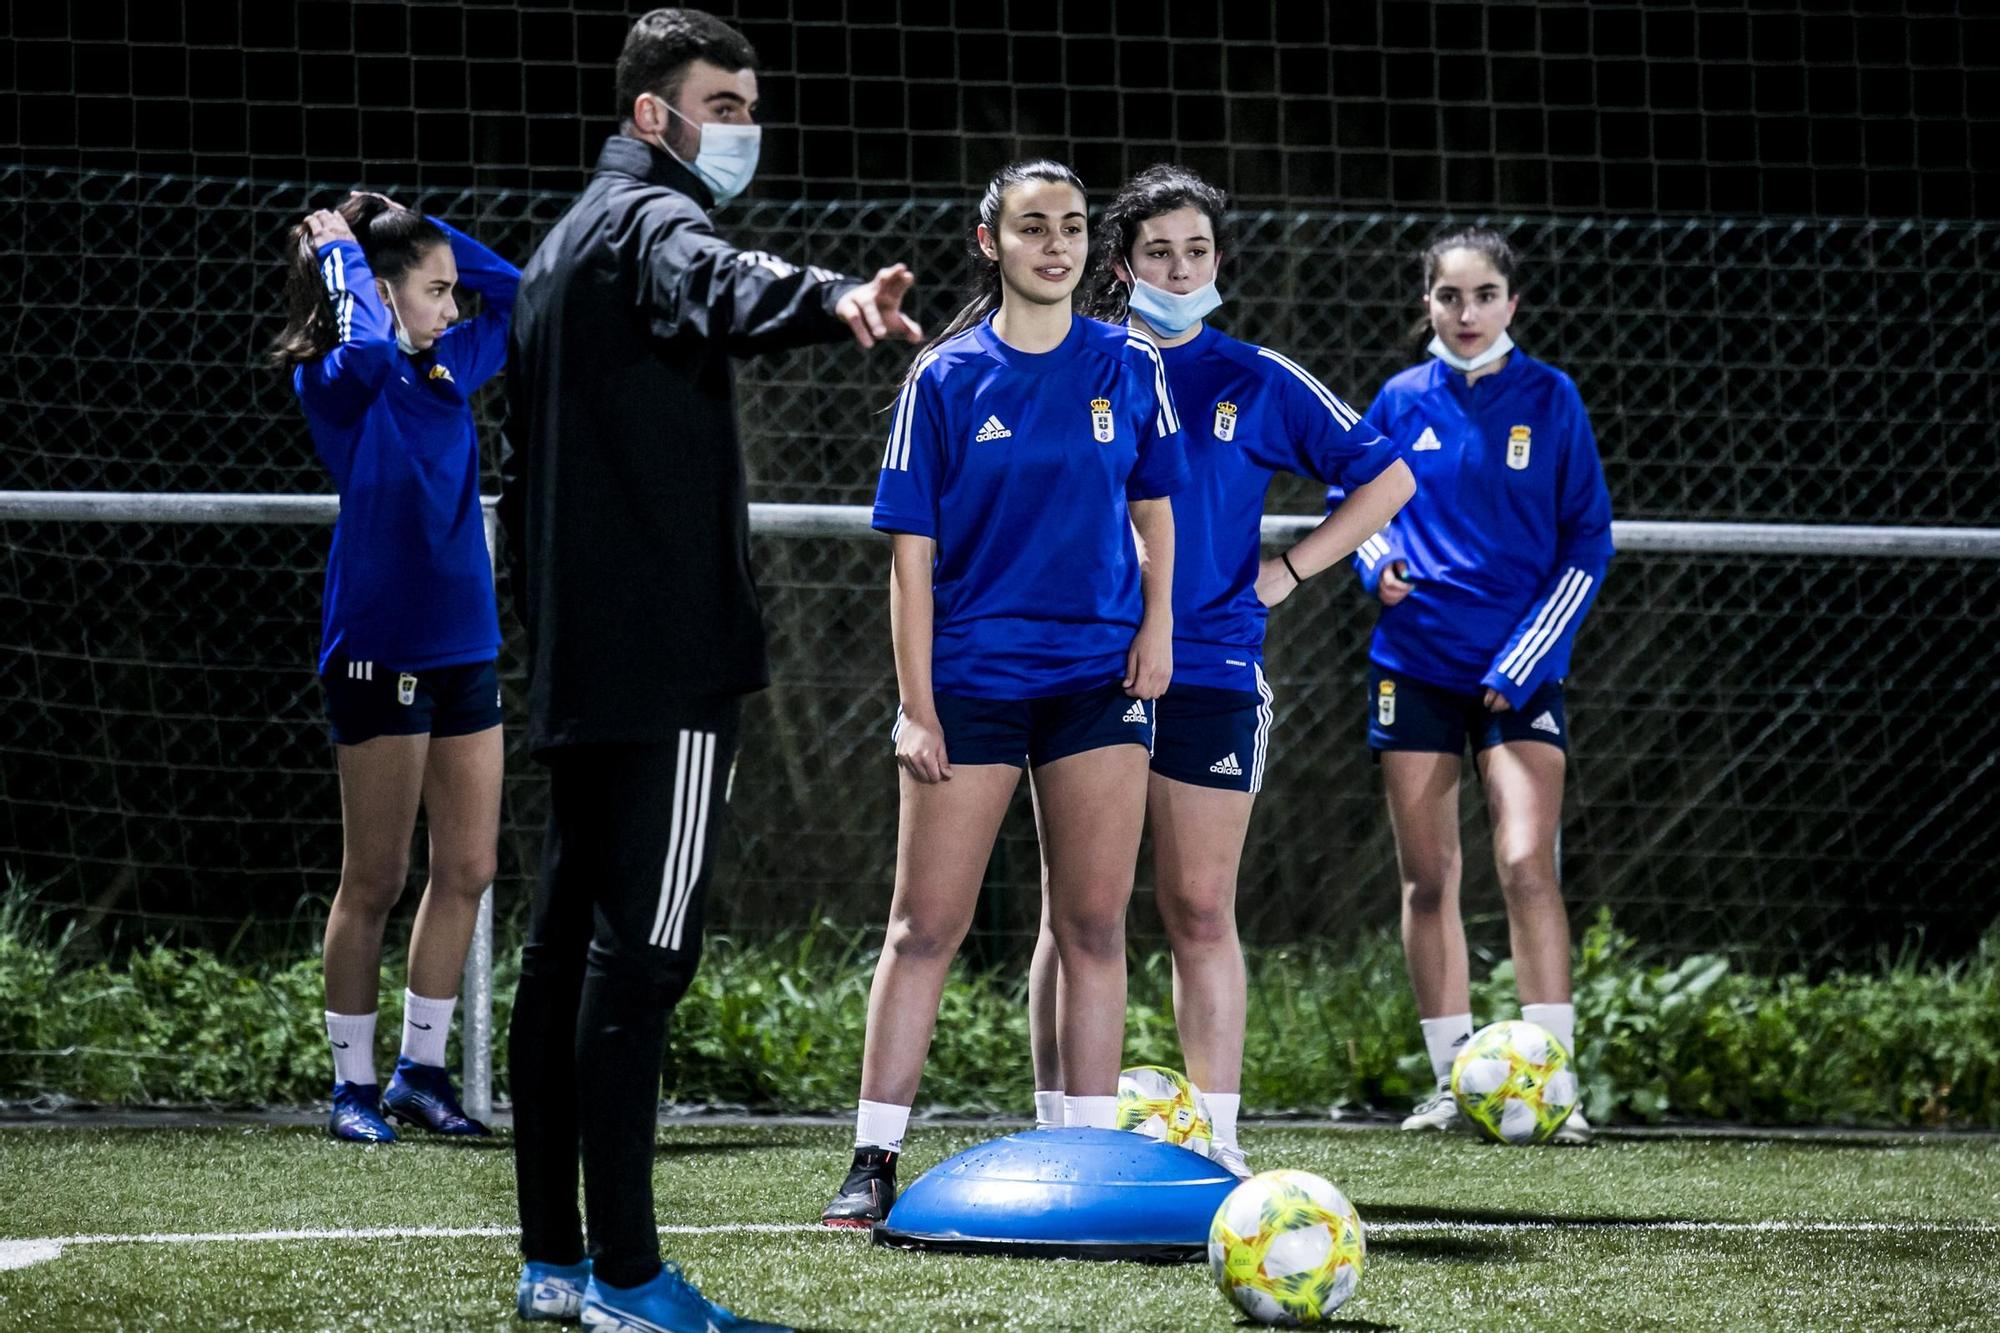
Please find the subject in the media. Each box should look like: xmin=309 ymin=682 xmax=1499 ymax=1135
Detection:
xmin=1114 ymin=1064 xmax=1212 ymax=1153
xmin=1209 ymin=1169 xmax=1366 ymax=1326
xmin=1450 ymin=1018 xmax=1579 ymax=1145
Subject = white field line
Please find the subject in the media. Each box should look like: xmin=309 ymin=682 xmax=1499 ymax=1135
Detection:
xmin=4 ymin=1216 xmax=1998 ymax=1273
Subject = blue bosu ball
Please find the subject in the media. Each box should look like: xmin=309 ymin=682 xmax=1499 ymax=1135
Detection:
xmin=871 ymin=1127 xmax=1236 ymax=1262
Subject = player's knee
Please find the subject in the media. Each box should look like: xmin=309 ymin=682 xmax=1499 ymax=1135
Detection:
xmin=884 ymin=910 xmax=969 ymax=965
xmin=1496 ymin=854 xmax=1560 ymax=908
xmin=1051 ymin=909 xmax=1125 ymax=964
xmin=1162 ymin=888 xmax=1237 ymax=950
xmin=335 ymin=862 xmax=409 ymax=919
xmin=428 ymin=852 xmax=497 ymax=902
xmin=1402 ymin=873 xmax=1455 ymax=917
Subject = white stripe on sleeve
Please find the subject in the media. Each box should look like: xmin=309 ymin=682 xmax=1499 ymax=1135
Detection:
xmin=1127 ymin=335 xmax=1181 ymax=435
xmin=1255 ymin=347 xmax=1362 ymax=430
xmin=1498 ymin=568 xmax=1593 ymax=684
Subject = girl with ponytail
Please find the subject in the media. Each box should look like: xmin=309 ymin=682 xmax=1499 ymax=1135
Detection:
xmin=274 ymin=191 xmax=520 ymax=1145
xmin=823 ymin=160 xmax=1189 ymax=1226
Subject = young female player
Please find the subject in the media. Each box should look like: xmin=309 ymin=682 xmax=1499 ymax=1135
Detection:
xmin=272 ymin=191 xmax=518 ymax=1143
xmin=1024 ymin=165 xmax=1416 ymax=1177
xmin=1345 ymin=227 xmax=1613 ymax=1143
xmin=822 ymin=160 xmax=1188 ymax=1226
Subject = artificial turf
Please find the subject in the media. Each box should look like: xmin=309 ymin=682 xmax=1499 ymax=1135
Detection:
xmin=1 ymin=1120 xmax=1995 ymax=1331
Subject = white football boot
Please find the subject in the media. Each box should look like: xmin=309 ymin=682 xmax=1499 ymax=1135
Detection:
xmin=1399 ymin=1083 xmax=1472 ymax=1133
xmin=1208 ymin=1142 xmax=1253 ymax=1180
xmin=1552 ymin=1104 xmax=1594 ymax=1145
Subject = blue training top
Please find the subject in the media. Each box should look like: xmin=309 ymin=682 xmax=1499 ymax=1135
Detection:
xmin=872 ymin=314 xmax=1189 ymax=700
xmin=296 ymin=220 xmax=518 ymax=675
xmin=1158 ymin=324 xmax=1405 ymax=693
xmin=1332 ymin=350 xmax=1614 ymax=709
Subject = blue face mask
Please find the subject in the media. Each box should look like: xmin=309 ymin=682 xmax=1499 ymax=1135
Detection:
xmin=1126 ymin=275 xmax=1223 ymax=337
xmin=649 ymin=98 xmax=762 ymax=207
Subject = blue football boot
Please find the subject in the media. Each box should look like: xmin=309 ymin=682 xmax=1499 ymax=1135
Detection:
xmin=328 ymin=1081 xmax=398 ymax=1143
xmin=381 ymin=1056 xmax=491 ymax=1136
xmin=580 ymin=1263 xmax=792 ymax=1333
xmin=518 ymin=1258 xmax=591 ymax=1323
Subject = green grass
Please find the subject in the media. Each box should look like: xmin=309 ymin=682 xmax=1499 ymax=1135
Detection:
xmin=2 ymin=1121 xmax=1996 ymax=1331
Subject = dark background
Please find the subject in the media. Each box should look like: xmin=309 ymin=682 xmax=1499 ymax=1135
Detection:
xmin=2 ymin=1 xmax=1996 ymax=968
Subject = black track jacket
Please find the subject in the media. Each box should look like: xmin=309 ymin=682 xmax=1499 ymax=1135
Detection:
xmin=501 ymin=136 xmax=861 ymax=753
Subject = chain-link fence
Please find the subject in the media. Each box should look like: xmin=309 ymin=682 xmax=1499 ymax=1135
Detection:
xmin=2 ymin=164 xmax=1996 ymax=967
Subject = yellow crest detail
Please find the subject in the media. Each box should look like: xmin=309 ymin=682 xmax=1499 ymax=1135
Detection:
xmin=1090 ymin=396 xmax=1115 ymax=443
xmin=428 ymin=363 xmax=455 ymax=383
xmin=1213 ymin=401 xmax=1238 ymax=441
xmin=1507 ymin=424 xmax=1532 ymax=470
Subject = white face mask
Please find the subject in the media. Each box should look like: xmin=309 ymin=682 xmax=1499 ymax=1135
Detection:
xmin=381 ymin=286 xmax=420 ymax=356
xmin=646 ymin=97 xmax=762 ymax=206
xmin=1126 ymin=275 xmax=1223 ymax=337
xmin=1428 ymin=329 xmax=1514 ymax=373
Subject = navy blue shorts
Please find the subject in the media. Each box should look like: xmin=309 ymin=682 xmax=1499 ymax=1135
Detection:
xmin=898 ymin=680 xmax=1154 ymax=769
xmin=1367 ymin=662 xmax=1568 ymax=756
xmin=321 ymin=655 xmax=502 ymax=746
xmin=1150 ymin=673 xmax=1273 ymax=794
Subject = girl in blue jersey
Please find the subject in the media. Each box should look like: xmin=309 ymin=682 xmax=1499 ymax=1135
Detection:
xmin=270 ymin=191 xmax=518 ymax=1144
xmin=823 ymin=161 xmax=1187 ymax=1226
xmin=1023 ymin=166 xmax=1416 ymax=1176
xmin=1343 ymin=228 xmax=1613 ymax=1142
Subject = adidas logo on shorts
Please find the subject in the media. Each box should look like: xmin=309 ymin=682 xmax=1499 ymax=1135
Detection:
xmin=1530 ymin=711 xmax=1561 ymax=735
xmin=1209 ymin=753 xmax=1243 ymax=776
xmin=1122 ymin=700 xmax=1148 ymax=724
xmin=974 ymin=415 xmax=1012 ymax=442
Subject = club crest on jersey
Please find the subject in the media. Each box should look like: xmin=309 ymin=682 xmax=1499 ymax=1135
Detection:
xmin=427 ymin=363 xmax=455 ymax=384
xmin=1090 ymin=397 xmax=1115 ymax=444
xmin=1213 ymin=401 xmax=1238 ymax=441
xmin=1376 ymin=679 xmax=1397 ymax=727
xmin=1507 ymin=424 xmax=1532 ymax=470
xmin=397 ymin=673 xmax=418 ymax=706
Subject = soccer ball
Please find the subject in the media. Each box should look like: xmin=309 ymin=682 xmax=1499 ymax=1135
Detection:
xmin=1209 ymin=1169 xmax=1366 ymax=1326
xmin=1450 ymin=1019 xmax=1579 ymax=1145
xmin=1114 ymin=1064 xmax=1212 ymax=1152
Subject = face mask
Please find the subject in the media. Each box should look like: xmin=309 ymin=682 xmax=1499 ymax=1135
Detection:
xmin=1428 ymin=329 xmax=1514 ymax=373
xmin=381 ymin=286 xmax=421 ymax=356
xmin=1126 ymin=275 xmax=1223 ymax=337
xmin=647 ymin=97 xmax=762 ymax=206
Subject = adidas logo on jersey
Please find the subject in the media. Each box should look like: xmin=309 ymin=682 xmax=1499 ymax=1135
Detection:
xmin=1530 ymin=711 xmax=1560 ymax=735
xmin=974 ymin=415 xmax=1012 ymax=442
xmin=1209 ymin=753 xmax=1243 ymax=776
xmin=1411 ymin=426 xmax=1442 ymax=451
xmin=1122 ymin=700 xmax=1148 ymax=724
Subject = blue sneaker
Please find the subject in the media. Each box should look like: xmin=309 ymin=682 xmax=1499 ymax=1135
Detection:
xmin=328 ymin=1082 xmax=397 ymax=1143
xmin=382 ymin=1056 xmax=491 ymax=1136
xmin=580 ymin=1264 xmax=791 ymax=1332
xmin=518 ymin=1258 xmax=591 ymax=1322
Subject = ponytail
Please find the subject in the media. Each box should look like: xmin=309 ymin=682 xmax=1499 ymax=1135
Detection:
xmin=896 ymin=158 xmax=1087 ymax=391
xmin=267 ymin=194 xmax=447 ymax=371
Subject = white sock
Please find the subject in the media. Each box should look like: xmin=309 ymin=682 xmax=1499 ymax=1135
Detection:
xmin=1521 ymin=1002 xmax=1576 ymax=1057
xmin=1421 ymin=1013 xmax=1475 ymax=1085
xmin=855 ymin=1099 xmax=910 ymax=1153
xmin=1205 ymin=1092 xmax=1241 ymax=1149
xmin=400 ymin=989 xmax=456 ymax=1068
xmin=325 ymin=1010 xmax=378 ymax=1086
xmin=1033 ymin=1090 xmax=1065 ymax=1130
xmin=1063 ymin=1095 xmax=1117 ymax=1128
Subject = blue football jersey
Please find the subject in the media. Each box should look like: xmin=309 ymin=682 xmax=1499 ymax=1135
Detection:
xmin=873 ymin=314 xmax=1189 ymax=699
xmin=1158 ymin=325 xmax=1403 ymax=691
xmin=1332 ymin=351 xmax=1614 ymax=709
xmin=297 ymin=220 xmax=518 ymax=675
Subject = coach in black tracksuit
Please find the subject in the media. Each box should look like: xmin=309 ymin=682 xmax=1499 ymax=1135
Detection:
xmin=500 ymin=10 xmax=920 ymax=1308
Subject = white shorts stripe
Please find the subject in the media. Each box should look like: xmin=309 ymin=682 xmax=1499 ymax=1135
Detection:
xmin=1250 ymin=663 xmax=1275 ymax=794
xmin=663 ymin=730 xmax=717 ymax=952
xmin=648 ymin=732 xmax=695 ymax=948
xmin=1513 ymin=572 xmax=1594 ymax=682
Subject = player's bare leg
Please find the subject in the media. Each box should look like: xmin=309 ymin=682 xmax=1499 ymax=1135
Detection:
xmin=1034 ymin=743 xmax=1151 ymax=1105
xmin=1025 ymin=776 xmax=1065 ymax=1118
xmin=325 ymin=734 xmax=428 ymax=1013
xmin=405 ymin=725 xmax=502 ymax=999
xmin=1381 ymin=749 xmax=1474 ymax=1132
xmin=857 ymin=762 xmax=1021 ymax=1106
